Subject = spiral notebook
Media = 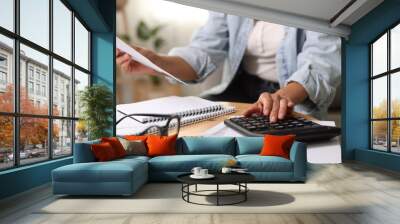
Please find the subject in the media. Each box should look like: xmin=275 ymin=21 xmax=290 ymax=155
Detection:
xmin=116 ymin=96 xmax=236 ymax=135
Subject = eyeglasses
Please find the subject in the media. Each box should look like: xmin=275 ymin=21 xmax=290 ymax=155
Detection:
xmin=116 ymin=113 xmax=181 ymax=136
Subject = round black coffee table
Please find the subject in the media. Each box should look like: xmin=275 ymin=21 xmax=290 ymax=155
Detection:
xmin=177 ymin=173 xmax=255 ymax=206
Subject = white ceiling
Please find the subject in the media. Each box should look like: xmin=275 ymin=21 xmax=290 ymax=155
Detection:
xmin=225 ymin=0 xmax=352 ymax=21
xmin=165 ymin=0 xmax=384 ymax=37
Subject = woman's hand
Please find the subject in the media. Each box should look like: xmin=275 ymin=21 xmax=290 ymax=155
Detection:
xmin=244 ymin=92 xmax=295 ymax=122
xmin=243 ymin=82 xmax=308 ymax=122
xmin=116 ymin=47 xmax=159 ymax=76
xmin=116 ymin=46 xmax=199 ymax=82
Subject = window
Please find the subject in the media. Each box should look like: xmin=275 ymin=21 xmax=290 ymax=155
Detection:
xmin=75 ymin=18 xmax=90 ymax=70
xmin=0 ymin=54 xmax=7 ymax=67
xmin=0 ymin=0 xmax=14 ymax=32
xmin=370 ymin=23 xmax=400 ymax=154
xmin=0 ymin=54 xmax=8 ymax=86
xmin=0 ymin=0 xmax=91 ymax=170
xmin=28 ymin=81 xmax=34 ymax=94
xmin=0 ymin=71 xmax=6 ymax=85
xmin=28 ymin=67 xmax=34 ymax=80
xmin=42 ymin=85 xmax=46 ymax=97
xmin=35 ymin=70 xmax=41 ymax=81
xmin=36 ymin=83 xmax=40 ymax=95
xmin=0 ymin=35 xmax=13 ymax=113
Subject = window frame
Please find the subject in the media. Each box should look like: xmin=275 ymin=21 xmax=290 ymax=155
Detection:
xmin=370 ymin=20 xmax=400 ymax=154
xmin=0 ymin=0 xmax=92 ymax=171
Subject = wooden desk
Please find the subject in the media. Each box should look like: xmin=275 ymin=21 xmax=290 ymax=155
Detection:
xmin=179 ymin=102 xmax=314 ymax=136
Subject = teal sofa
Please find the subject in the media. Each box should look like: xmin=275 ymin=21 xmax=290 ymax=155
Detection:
xmin=52 ymin=137 xmax=307 ymax=196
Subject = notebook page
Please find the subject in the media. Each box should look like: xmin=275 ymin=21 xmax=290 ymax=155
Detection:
xmin=117 ymin=96 xmax=224 ymax=122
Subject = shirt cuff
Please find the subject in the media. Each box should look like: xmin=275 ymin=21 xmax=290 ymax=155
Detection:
xmin=168 ymin=47 xmax=216 ymax=83
xmin=285 ymin=64 xmax=318 ymax=105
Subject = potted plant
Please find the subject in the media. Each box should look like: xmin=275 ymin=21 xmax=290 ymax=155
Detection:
xmin=79 ymin=84 xmax=113 ymax=140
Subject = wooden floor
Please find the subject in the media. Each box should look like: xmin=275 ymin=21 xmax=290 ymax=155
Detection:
xmin=1 ymin=162 xmax=400 ymax=224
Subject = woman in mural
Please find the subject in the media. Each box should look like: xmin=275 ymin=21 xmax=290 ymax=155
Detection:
xmin=116 ymin=13 xmax=341 ymax=121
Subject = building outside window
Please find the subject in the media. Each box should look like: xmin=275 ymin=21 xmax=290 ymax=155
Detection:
xmin=0 ymin=0 xmax=91 ymax=170
xmin=370 ymin=23 xmax=400 ymax=154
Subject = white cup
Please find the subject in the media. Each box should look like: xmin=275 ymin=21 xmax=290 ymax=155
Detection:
xmin=221 ymin=167 xmax=232 ymax=174
xmin=191 ymin=167 xmax=202 ymax=176
xmin=199 ymin=169 xmax=208 ymax=176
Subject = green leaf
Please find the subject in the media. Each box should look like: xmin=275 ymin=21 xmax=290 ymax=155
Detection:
xmin=153 ymin=37 xmax=165 ymax=51
xmin=137 ymin=20 xmax=152 ymax=41
xmin=150 ymin=25 xmax=163 ymax=36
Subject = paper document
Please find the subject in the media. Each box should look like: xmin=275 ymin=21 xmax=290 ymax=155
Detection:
xmin=202 ymin=120 xmax=342 ymax=164
xmin=116 ymin=37 xmax=186 ymax=85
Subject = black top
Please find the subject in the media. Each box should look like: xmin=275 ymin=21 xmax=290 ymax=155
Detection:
xmin=177 ymin=173 xmax=255 ymax=185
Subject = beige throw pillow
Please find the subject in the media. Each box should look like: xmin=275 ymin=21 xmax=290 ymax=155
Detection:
xmin=118 ymin=137 xmax=147 ymax=156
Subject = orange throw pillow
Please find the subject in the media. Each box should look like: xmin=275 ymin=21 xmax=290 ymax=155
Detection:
xmin=101 ymin=137 xmax=126 ymax=158
xmin=91 ymin=142 xmax=117 ymax=162
xmin=146 ymin=134 xmax=177 ymax=157
xmin=259 ymin=134 xmax=295 ymax=159
xmin=124 ymin=135 xmax=148 ymax=141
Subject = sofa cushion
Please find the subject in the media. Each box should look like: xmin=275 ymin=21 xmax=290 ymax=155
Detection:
xmin=236 ymin=155 xmax=293 ymax=172
xmin=53 ymin=158 xmax=147 ymax=183
xmin=177 ymin=137 xmax=236 ymax=155
xmin=149 ymin=154 xmax=235 ymax=172
xmin=236 ymin=137 xmax=263 ymax=155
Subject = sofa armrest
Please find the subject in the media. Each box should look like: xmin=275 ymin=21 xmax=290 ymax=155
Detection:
xmin=73 ymin=141 xmax=99 ymax=163
xmin=289 ymin=141 xmax=307 ymax=181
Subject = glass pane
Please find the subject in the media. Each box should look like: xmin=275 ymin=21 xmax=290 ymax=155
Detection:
xmin=372 ymin=33 xmax=387 ymax=76
xmin=391 ymin=120 xmax=400 ymax=153
xmin=53 ymin=119 xmax=72 ymax=158
xmin=392 ymin=24 xmax=400 ymax=70
xmin=20 ymin=117 xmax=49 ymax=165
xmin=20 ymin=0 xmax=49 ymax=49
xmin=53 ymin=59 xmax=72 ymax=117
xmin=74 ymin=69 xmax=89 ymax=118
xmin=372 ymin=121 xmax=388 ymax=151
xmin=0 ymin=35 xmax=14 ymax=112
xmin=372 ymin=76 xmax=387 ymax=119
xmin=0 ymin=116 xmax=14 ymax=170
xmin=74 ymin=18 xmax=89 ymax=70
xmin=20 ymin=44 xmax=49 ymax=115
xmin=0 ymin=0 xmax=14 ymax=31
xmin=75 ymin=120 xmax=88 ymax=143
xmin=53 ymin=0 xmax=72 ymax=60
xmin=391 ymin=72 xmax=400 ymax=118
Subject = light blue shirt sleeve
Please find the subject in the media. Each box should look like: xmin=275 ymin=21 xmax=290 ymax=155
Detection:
xmin=168 ymin=12 xmax=229 ymax=83
xmin=285 ymin=31 xmax=341 ymax=111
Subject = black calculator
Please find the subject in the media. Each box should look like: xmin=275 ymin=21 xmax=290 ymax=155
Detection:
xmin=224 ymin=115 xmax=341 ymax=142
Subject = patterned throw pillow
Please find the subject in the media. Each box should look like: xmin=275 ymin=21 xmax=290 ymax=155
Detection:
xmin=118 ymin=137 xmax=147 ymax=156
